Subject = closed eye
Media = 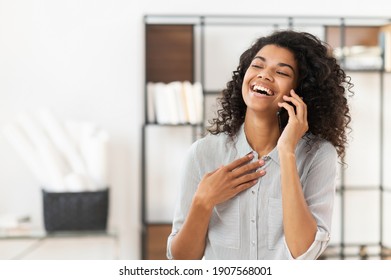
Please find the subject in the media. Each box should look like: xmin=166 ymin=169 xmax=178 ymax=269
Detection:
xmin=277 ymin=71 xmax=290 ymax=76
xmin=251 ymin=64 xmax=263 ymax=69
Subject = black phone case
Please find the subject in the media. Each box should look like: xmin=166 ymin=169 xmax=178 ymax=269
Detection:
xmin=277 ymin=101 xmax=296 ymax=132
xmin=277 ymin=108 xmax=289 ymax=132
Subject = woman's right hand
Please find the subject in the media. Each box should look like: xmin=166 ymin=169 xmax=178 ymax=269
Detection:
xmin=194 ymin=152 xmax=266 ymax=209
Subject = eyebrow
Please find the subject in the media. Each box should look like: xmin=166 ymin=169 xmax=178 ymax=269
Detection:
xmin=253 ymin=56 xmax=296 ymax=74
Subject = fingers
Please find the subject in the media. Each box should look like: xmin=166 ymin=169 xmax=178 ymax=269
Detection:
xmin=232 ymin=168 xmax=265 ymax=189
xmin=223 ymin=152 xmax=265 ymax=177
xmin=224 ymin=152 xmax=255 ymax=171
xmin=232 ymin=158 xmax=264 ymax=177
xmin=206 ymin=153 xmax=260 ymax=179
xmin=290 ymin=89 xmax=307 ymax=120
xmin=235 ymin=178 xmax=262 ymax=193
xmin=227 ymin=155 xmax=266 ymax=189
xmin=279 ymin=89 xmax=308 ymax=125
xmin=200 ymin=153 xmax=267 ymax=205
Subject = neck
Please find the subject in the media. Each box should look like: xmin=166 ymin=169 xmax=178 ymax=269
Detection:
xmin=244 ymin=112 xmax=280 ymax=156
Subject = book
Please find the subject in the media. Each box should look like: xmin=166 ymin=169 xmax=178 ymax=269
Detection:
xmin=146 ymin=82 xmax=156 ymax=123
xmin=149 ymin=81 xmax=204 ymax=125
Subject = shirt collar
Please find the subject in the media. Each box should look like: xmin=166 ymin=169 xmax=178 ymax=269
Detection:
xmin=235 ymin=123 xmax=280 ymax=165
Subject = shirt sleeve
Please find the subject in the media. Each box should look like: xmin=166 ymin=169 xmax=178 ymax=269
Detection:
xmin=285 ymin=140 xmax=338 ymax=260
xmin=166 ymin=140 xmax=202 ymax=259
xmin=284 ymin=228 xmax=330 ymax=260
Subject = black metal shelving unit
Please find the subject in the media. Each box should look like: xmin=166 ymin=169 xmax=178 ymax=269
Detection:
xmin=141 ymin=14 xmax=391 ymax=260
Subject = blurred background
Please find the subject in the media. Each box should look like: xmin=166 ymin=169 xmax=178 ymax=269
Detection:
xmin=1 ymin=0 xmax=391 ymax=260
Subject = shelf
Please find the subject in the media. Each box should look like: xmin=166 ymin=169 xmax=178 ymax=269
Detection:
xmin=142 ymin=14 xmax=391 ymax=260
xmin=0 ymin=229 xmax=116 ymax=240
xmin=0 ymin=230 xmax=118 ymax=259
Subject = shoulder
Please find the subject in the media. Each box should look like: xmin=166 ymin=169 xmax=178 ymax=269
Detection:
xmin=297 ymin=134 xmax=338 ymax=162
xmin=294 ymin=134 xmax=339 ymax=180
xmin=191 ymin=132 xmax=231 ymax=153
xmin=185 ymin=132 xmax=234 ymax=168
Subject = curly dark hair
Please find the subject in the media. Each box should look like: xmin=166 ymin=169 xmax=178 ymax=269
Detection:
xmin=207 ymin=29 xmax=353 ymax=158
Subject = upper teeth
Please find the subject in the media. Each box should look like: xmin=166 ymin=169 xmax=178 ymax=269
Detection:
xmin=252 ymin=85 xmax=273 ymax=96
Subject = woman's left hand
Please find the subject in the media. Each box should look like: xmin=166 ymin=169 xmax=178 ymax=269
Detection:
xmin=277 ymin=89 xmax=309 ymax=153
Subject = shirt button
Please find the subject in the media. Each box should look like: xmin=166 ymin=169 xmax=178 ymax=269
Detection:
xmin=251 ymin=219 xmax=255 ymax=223
xmin=252 ymin=190 xmax=255 ymax=194
xmin=252 ymin=241 xmax=256 ymax=246
xmin=261 ymin=155 xmax=271 ymax=161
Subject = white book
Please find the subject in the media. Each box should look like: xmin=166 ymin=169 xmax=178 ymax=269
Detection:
xmin=146 ymin=82 xmax=156 ymax=123
xmin=193 ymin=82 xmax=204 ymax=124
xmin=183 ymin=81 xmax=197 ymax=124
xmin=179 ymin=82 xmax=190 ymax=124
xmin=165 ymin=83 xmax=180 ymax=124
xmin=153 ymin=82 xmax=170 ymax=124
xmin=169 ymin=81 xmax=187 ymax=124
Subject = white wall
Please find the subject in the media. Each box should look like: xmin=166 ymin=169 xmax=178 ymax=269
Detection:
xmin=1 ymin=0 xmax=391 ymax=259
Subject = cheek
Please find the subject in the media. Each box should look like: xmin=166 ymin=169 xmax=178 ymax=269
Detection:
xmin=241 ymin=82 xmax=248 ymax=95
xmin=241 ymin=78 xmax=251 ymax=97
xmin=241 ymin=87 xmax=250 ymax=107
xmin=242 ymin=72 xmax=252 ymax=91
xmin=241 ymin=87 xmax=248 ymax=105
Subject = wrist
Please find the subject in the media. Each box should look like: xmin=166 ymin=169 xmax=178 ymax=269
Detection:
xmin=277 ymin=143 xmax=295 ymax=155
xmin=192 ymin=193 xmax=214 ymax=213
xmin=278 ymin=147 xmax=296 ymax=161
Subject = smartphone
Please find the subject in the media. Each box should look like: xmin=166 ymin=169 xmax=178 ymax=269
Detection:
xmin=277 ymin=107 xmax=289 ymax=132
xmin=277 ymin=102 xmax=296 ymax=132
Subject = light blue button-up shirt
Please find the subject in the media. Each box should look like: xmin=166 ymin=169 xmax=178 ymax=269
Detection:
xmin=167 ymin=124 xmax=337 ymax=260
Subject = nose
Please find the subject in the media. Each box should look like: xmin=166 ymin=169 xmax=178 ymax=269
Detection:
xmin=257 ymin=69 xmax=273 ymax=81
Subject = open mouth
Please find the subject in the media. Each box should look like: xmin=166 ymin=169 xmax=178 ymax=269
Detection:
xmin=251 ymin=84 xmax=274 ymax=96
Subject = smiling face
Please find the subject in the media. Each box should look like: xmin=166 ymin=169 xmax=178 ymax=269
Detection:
xmin=242 ymin=44 xmax=299 ymax=116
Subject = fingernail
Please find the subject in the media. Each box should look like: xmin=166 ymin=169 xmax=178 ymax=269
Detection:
xmin=259 ymin=170 xmax=266 ymax=175
xmin=247 ymin=151 xmax=255 ymax=158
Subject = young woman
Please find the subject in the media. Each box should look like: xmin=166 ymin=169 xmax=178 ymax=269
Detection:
xmin=167 ymin=30 xmax=352 ymax=260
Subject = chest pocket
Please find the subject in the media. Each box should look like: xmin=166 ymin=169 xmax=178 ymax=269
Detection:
xmin=268 ymin=197 xmax=284 ymax=249
xmin=208 ymin=196 xmax=240 ymax=249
